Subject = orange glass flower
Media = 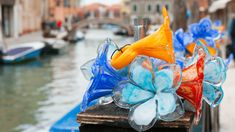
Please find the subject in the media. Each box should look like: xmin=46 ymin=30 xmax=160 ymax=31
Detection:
xmin=111 ymin=7 xmax=175 ymax=70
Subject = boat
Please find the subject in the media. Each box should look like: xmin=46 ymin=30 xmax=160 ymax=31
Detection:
xmin=43 ymin=29 xmax=68 ymax=40
xmin=146 ymin=25 xmax=161 ymax=35
xmin=42 ymin=38 xmax=67 ymax=54
xmin=50 ymin=101 xmax=97 ymax=132
xmin=50 ymin=104 xmax=82 ymax=132
xmin=0 ymin=42 xmax=45 ymax=64
xmin=67 ymin=30 xmax=85 ymax=43
xmin=114 ymin=28 xmax=128 ymax=36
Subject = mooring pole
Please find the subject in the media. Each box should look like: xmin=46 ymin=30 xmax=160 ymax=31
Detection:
xmin=133 ymin=18 xmax=149 ymax=41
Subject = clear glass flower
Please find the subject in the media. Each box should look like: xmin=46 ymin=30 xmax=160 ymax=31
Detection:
xmin=113 ymin=56 xmax=184 ymax=131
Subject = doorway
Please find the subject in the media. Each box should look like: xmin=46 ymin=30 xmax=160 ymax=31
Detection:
xmin=1 ymin=5 xmax=13 ymax=38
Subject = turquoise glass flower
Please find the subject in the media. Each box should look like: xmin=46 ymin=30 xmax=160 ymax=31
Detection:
xmin=113 ymin=56 xmax=184 ymax=131
xmin=203 ymin=54 xmax=226 ymax=107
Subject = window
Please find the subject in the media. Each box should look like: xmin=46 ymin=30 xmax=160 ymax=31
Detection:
xmin=165 ymin=4 xmax=169 ymax=10
xmin=133 ymin=4 xmax=137 ymax=12
xmin=64 ymin=0 xmax=70 ymax=7
xmin=156 ymin=4 xmax=160 ymax=13
xmin=148 ymin=5 xmax=151 ymax=12
xmin=56 ymin=0 xmax=61 ymax=6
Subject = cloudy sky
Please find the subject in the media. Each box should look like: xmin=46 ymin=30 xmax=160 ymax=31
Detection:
xmin=80 ymin=0 xmax=122 ymax=5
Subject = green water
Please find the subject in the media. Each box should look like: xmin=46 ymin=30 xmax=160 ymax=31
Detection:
xmin=0 ymin=30 xmax=132 ymax=132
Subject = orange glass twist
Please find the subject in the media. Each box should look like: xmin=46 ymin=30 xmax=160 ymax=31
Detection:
xmin=176 ymin=49 xmax=206 ymax=124
xmin=186 ymin=39 xmax=217 ymax=56
xmin=111 ymin=7 xmax=175 ymax=70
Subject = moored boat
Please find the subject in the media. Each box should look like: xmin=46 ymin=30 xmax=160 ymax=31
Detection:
xmin=0 ymin=42 xmax=45 ymax=64
xmin=42 ymin=38 xmax=67 ymax=54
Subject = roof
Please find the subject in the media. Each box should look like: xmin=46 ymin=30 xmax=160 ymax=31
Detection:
xmin=209 ymin=0 xmax=231 ymax=13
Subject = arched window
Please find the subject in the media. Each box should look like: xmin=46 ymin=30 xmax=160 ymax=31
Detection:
xmin=133 ymin=4 xmax=137 ymax=12
xmin=165 ymin=4 xmax=169 ymax=10
xmin=156 ymin=4 xmax=160 ymax=13
xmin=148 ymin=5 xmax=151 ymax=12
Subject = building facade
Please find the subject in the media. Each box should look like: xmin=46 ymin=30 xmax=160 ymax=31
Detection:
xmin=209 ymin=0 xmax=235 ymax=28
xmin=0 ymin=0 xmax=44 ymax=38
xmin=0 ymin=0 xmax=82 ymax=39
xmin=83 ymin=3 xmax=107 ymax=19
xmin=130 ymin=0 xmax=173 ymax=25
xmin=47 ymin=0 xmax=81 ymax=22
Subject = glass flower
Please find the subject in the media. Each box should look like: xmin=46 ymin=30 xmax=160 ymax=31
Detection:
xmin=176 ymin=48 xmax=206 ymax=123
xmin=174 ymin=28 xmax=193 ymax=53
xmin=113 ymin=56 xmax=184 ymax=131
xmin=189 ymin=18 xmax=219 ymax=48
xmin=200 ymin=44 xmax=226 ymax=107
xmin=80 ymin=38 xmax=128 ymax=111
xmin=185 ymin=41 xmax=226 ymax=108
xmin=173 ymin=28 xmax=194 ymax=68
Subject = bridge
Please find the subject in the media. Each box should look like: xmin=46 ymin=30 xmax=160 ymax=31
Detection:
xmin=72 ymin=18 xmax=133 ymax=36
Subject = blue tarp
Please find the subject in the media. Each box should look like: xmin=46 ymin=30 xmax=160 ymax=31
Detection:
xmin=50 ymin=101 xmax=97 ymax=132
xmin=50 ymin=104 xmax=81 ymax=132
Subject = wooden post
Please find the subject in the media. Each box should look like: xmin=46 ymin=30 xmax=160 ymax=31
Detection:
xmin=173 ymin=0 xmax=187 ymax=31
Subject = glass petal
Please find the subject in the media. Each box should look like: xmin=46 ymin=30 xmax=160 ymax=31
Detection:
xmin=183 ymin=32 xmax=193 ymax=47
xmin=97 ymin=38 xmax=118 ymax=62
xmin=154 ymin=64 xmax=182 ymax=93
xmin=98 ymin=95 xmax=113 ymax=105
xmin=189 ymin=23 xmax=200 ymax=37
xmin=174 ymin=29 xmax=185 ymax=52
xmin=158 ymin=94 xmax=185 ymax=121
xmin=154 ymin=69 xmax=173 ymax=93
xmin=205 ymin=37 xmax=215 ymax=47
xmin=199 ymin=18 xmax=212 ymax=33
xmin=155 ymin=93 xmax=177 ymax=116
xmin=208 ymin=29 xmax=219 ymax=38
xmin=184 ymin=41 xmax=210 ymax=67
xmin=150 ymin=58 xmax=167 ymax=71
xmin=129 ymin=56 xmax=155 ymax=92
xmin=80 ymin=59 xmax=96 ymax=80
xmin=203 ymin=82 xmax=224 ymax=107
xmin=97 ymin=38 xmax=118 ymax=58
xmin=204 ymin=57 xmax=226 ymax=86
xmin=113 ymin=80 xmax=154 ymax=109
xmin=128 ymin=98 xmax=157 ymax=131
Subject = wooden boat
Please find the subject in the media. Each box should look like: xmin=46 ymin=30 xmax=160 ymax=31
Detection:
xmin=50 ymin=101 xmax=96 ymax=132
xmin=0 ymin=42 xmax=45 ymax=64
xmin=42 ymin=38 xmax=67 ymax=54
xmin=67 ymin=30 xmax=85 ymax=43
xmin=50 ymin=104 xmax=82 ymax=132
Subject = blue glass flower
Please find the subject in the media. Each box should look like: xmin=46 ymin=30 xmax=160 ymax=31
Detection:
xmin=113 ymin=56 xmax=184 ymax=131
xmin=184 ymin=41 xmax=226 ymax=107
xmin=173 ymin=29 xmax=194 ymax=68
xmin=189 ymin=18 xmax=219 ymax=47
xmin=80 ymin=38 xmax=128 ymax=111
xmin=174 ymin=28 xmax=193 ymax=53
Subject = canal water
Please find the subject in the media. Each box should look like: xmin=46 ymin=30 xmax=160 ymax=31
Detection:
xmin=0 ymin=29 xmax=133 ymax=132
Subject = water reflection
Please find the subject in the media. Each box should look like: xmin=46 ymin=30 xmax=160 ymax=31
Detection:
xmin=0 ymin=60 xmax=52 ymax=132
xmin=0 ymin=29 xmax=133 ymax=132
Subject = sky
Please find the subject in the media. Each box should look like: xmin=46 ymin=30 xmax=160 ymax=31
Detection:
xmin=80 ymin=0 xmax=122 ymax=6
